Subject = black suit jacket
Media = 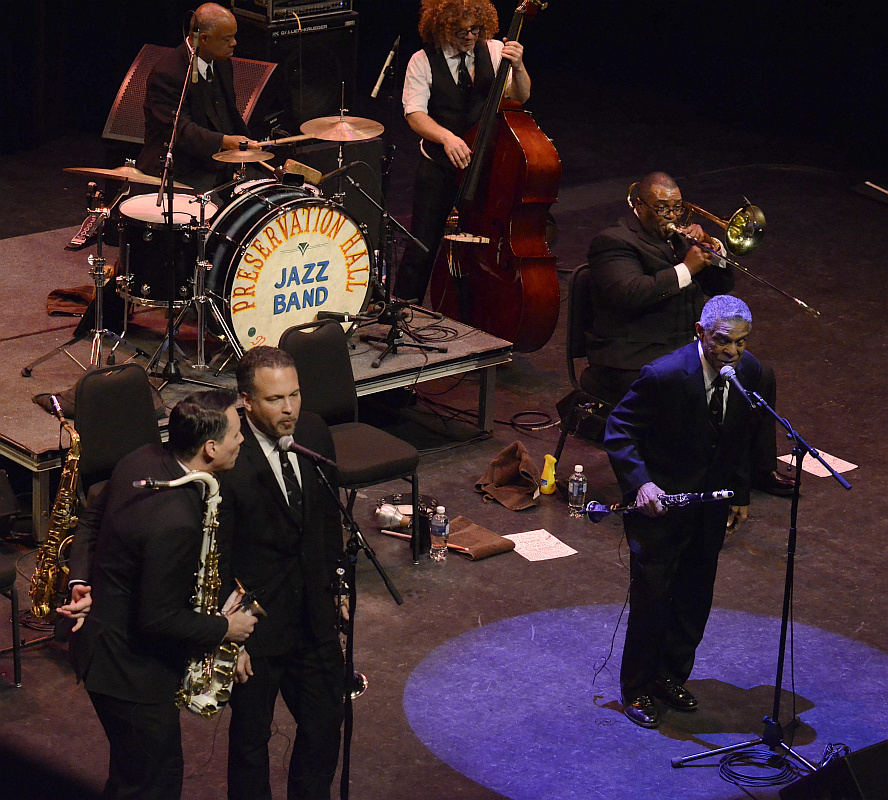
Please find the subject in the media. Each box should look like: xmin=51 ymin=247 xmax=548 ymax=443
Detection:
xmin=604 ymin=342 xmax=762 ymax=507
xmin=585 ymin=214 xmax=736 ymax=370
xmin=217 ymin=413 xmax=343 ymax=658
xmin=72 ymin=444 xmax=228 ymax=703
xmin=136 ymin=43 xmax=250 ymax=193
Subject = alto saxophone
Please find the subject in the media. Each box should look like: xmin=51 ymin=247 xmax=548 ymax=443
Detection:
xmin=135 ymin=470 xmax=259 ymax=718
xmin=29 ymin=396 xmax=78 ymax=619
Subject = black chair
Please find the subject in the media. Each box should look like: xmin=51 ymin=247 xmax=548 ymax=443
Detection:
xmin=0 ymin=555 xmax=22 ymax=687
xmin=278 ymin=322 xmax=425 ymax=561
xmin=553 ymin=263 xmax=615 ymax=463
xmin=74 ymin=363 xmax=162 ymax=495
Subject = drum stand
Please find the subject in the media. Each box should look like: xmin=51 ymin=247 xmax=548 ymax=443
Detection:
xmin=22 ymin=188 xmax=149 ymax=377
xmin=146 ymin=178 xmax=244 ymax=381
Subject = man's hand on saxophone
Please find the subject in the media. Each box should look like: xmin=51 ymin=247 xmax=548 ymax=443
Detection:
xmin=224 ymin=608 xmax=257 ymax=643
xmin=56 ymin=583 xmax=93 ymax=632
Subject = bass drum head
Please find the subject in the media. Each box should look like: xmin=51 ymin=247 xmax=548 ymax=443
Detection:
xmin=207 ymin=185 xmax=373 ymax=350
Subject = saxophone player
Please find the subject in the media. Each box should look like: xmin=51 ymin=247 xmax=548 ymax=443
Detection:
xmin=68 ymin=389 xmax=257 ymax=800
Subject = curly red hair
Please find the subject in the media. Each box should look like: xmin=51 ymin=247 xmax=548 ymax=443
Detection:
xmin=418 ymin=0 xmax=499 ymax=51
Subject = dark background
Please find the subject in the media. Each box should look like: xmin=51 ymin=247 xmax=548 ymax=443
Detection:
xmin=2 ymin=0 xmax=885 ymax=175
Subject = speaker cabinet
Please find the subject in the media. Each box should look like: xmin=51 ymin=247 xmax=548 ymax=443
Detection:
xmin=779 ymin=739 xmax=888 ymax=800
xmin=233 ymin=11 xmax=359 ymax=137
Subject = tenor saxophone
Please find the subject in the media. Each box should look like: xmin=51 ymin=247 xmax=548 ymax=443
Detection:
xmin=29 ymin=397 xmax=78 ymax=619
xmin=135 ymin=470 xmax=252 ymax=718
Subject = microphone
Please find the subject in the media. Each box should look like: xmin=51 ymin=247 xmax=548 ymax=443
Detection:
xmin=191 ymin=28 xmax=200 ymax=84
xmin=719 ymin=364 xmax=757 ymax=408
xmin=316 ymin=311 xmax=359 ymax=322
xmin=318 ymin=162 xmax=361 ymax=184
xmin=278 ymin=435 xmax=339 ymax=470
xmin=370 ymin=36 xmax=400 ymax=99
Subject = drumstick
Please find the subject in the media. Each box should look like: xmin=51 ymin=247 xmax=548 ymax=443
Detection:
xmin=254 ymin=133 xmax=313 ymax=147
xmin=256 ymin=159 xmax=323 ymax=185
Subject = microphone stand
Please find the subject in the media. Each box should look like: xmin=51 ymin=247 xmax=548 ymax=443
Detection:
xmin=672 ymin=383 xmax=851 ymax=775
xmin=151 ymin=38 xmax=199 ymax=384
xmin=302 ymin=457 xmax=402 ymax=800
xmin=343 ymin=175 xmax=445 ymax=367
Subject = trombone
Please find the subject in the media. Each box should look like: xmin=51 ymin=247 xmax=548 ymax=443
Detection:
xmin=627 ymin=184 xmax=820 ymax=317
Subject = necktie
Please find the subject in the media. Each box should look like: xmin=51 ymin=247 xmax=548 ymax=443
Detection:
xmin=205 ymin=62 xmax=214 ymax=82
xmin=709 ymin=376 xmax=725 ymax=428
xmin=278 ymin=447 xmax=303 ymax=518
xmin=457 ymin=52 xmax=472 ymax=99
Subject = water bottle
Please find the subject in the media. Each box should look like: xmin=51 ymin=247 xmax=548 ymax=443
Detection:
xmin=568 ymin=465 xmax=587 ymax=517
xmin=429 ymin=506 xmax=450 ymax=562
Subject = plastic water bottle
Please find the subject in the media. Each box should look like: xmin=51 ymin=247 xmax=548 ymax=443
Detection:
xmin=568 ymin=465 xmax=587 ymax=517
xmin=429 ymin=506 xmax=450 ymax=562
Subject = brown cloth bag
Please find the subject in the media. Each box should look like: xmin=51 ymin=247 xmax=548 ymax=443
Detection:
xmin=475 ymin=441 xmax=540 ymax=510
xmin=447 ymin=516 xmax=516 ymax=560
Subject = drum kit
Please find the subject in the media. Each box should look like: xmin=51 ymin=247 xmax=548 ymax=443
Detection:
xmin=26 ymin=112 xmax=389 ymax=379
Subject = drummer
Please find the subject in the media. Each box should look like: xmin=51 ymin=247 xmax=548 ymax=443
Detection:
xmin=136 ymin=3 xmax=262 ymax=194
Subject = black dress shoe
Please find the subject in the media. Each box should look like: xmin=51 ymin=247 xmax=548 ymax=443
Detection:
xmin=622 ymin=695 xmax=659 ymax=728
xmin=652 ymin=679 xmax=698 ymax=711
xmin=755 ymin=470 xmax=797 ymax=497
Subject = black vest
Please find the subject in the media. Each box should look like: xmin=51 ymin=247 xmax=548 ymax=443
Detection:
xmin=423 ymin=42 xmax=495 ymax=167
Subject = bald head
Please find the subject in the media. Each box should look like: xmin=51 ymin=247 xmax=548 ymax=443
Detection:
xmin=192 ymin=3 xmax=237 ymax=62
xmin=633 ymin=172 xmax=678 ymax=206
xmin=193 ymin=3 xmax=234 ymax=33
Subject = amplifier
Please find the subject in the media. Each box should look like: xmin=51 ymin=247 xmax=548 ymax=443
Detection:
xmin=231 ymin=0 xmax=352 ymax=24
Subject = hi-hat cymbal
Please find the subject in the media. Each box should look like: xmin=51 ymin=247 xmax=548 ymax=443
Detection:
xmin=212 ymin=149 xmax=274 ymax=163
xmin=300 ymin=115 xmax=384 ymax=142
xmin=64 ymin=165 xmax=193 ymax=190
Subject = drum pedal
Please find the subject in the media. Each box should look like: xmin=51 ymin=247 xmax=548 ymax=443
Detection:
xmin=66 ymin=212 xmax=104 ymax=251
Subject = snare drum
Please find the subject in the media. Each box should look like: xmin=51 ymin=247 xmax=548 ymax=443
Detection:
xmin=206 ymin=181 xmax=373 ymax=350
xmin=118 ymin=193 xmax=218 ymax=307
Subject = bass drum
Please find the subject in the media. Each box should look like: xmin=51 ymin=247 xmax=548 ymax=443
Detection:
xmin=206 ymin=180 xmax=373 ymax=350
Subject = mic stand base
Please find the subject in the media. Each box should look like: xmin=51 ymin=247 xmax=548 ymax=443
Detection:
xmin=359 ymin=302 xmax=447 ymax=369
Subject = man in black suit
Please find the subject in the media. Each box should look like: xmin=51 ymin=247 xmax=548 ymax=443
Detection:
xmin=71 ymin=389 xmax=258 ymax=799
xmin=604 ymin=295 xmax=763 ymax=728
xmin=218 ymin=346 xmax=345 ymax=800
xmin=136 ymin=2 xmax=260 ymax=193
xmin=585 ymin=171 xmax=794 ymax=499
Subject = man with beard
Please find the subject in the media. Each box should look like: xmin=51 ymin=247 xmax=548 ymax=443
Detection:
xmin=218 ymin=346 xmax=344 ymax=800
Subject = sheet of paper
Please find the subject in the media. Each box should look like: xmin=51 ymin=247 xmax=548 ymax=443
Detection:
xmin=503 ymin=529 xmax=577 ymax=561
xmin=778 ymin=450 xmax=857 ymax=478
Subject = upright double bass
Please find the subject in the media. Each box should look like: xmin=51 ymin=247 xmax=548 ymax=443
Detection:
xmin=429 ymin=0 xmax=561 ymax=353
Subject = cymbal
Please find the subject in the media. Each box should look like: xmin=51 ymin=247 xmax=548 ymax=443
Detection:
xmin=64 ymin=165 xmax=193 ymax=190
xmin=300 ymin=115 xmax=384 ymax=142
xmin=212 ymin=149 xmax=274 ymax=164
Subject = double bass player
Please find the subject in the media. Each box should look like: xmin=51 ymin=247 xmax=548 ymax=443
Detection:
xmin=395 ymin=0 xmax=531 ymax=306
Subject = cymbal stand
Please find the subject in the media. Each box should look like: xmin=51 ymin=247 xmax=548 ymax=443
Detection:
xmin=672 ymin=389 xmax=851 ymax=777
xmin=343 ymin=175 xmax=443 ymax=368
xmin=22 ymin=185 xmax=148 ymax=377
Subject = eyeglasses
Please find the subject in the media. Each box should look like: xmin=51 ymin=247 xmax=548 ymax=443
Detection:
xmin=636 ymin=196 xmax=685 ymax=218
xmin=455 ymin=26 xmax=481 ymax=39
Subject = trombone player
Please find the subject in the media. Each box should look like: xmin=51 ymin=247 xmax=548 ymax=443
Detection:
xmin=582 ymin=172 xmax=795 ymax=518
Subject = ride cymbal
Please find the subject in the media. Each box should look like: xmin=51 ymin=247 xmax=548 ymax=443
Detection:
xmin=299 ymin=115 xmax=384 ymax=142
xmin=64 ymin=165 xmax=193 ymax=190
